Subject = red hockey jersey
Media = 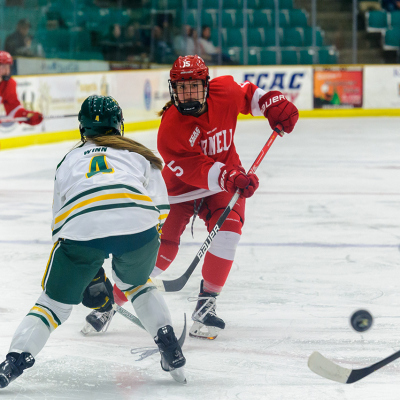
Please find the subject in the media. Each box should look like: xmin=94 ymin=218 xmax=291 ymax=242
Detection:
xmin=0 ymin=78 xmax=23 ymax=116
xmin=157 ymin=75 xmax=266 ymax=204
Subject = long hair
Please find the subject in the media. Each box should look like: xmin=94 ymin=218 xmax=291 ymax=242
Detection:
xmin=158 ymin=100 xmax=173 ymax=117
xmin=85 ymin=135 xmax=163 ymax=170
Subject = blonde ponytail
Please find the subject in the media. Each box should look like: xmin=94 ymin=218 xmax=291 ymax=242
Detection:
xmin=158 ymin=100 xmax=173 ymax=117
xmin=87 ymin=135 xmax=163 ymax=170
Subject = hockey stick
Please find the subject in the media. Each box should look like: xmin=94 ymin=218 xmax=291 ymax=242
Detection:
xmin=308 ymin=350 xmax=400 ymax=384
xmin=114 ymin=304 xmax=187 ymax=349
xmin=152 ymin=124 xmax=284 ymax=293
xmin=113 ymin=303 xmax=146 ymax=330
xmin=0 ymin=114 xmax=78 ymax=124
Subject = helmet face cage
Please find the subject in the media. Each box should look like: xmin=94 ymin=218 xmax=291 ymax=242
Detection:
xmin=169 ymin=55 xmax=210 ymax=115
xmin=78 ymin=95 xmax=124 ymax=139
xmin=169 ymin=78 xmax=209 ymax=108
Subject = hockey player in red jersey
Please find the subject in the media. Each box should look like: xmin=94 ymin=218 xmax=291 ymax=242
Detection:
xmin=0 ymin=51 xmax=43 ymax=126
xmin=83 ymin=55 xmax=298 ymax=339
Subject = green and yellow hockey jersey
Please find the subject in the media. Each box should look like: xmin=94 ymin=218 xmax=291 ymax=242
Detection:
xmin=51 ymin=142 xmax=169 ymax=243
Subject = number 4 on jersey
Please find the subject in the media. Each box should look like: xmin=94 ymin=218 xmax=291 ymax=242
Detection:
xmin=86 ymin=155 xmax=114 ymax=178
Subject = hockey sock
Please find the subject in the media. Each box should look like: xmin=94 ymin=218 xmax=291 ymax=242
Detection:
xmin=127 ymin=283 xmax=172 ymax=337
xmin=155 ymin=239 xmax=179 ymax=271
xmin=201 ymin=230 xmax=241 ymax=292
xmin=9 ymin=316 xmax=50 ymax=358
xmin=9 ymin=292 xmax=72 ymax=357
xmin=202 ymin=252 xmax=233 ymax=293
xmin=113 ymin=283 xmax=128 ymax=306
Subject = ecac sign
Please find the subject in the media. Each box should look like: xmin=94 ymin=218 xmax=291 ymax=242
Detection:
xmin=244 ymin=72 xmax=305 ymax=90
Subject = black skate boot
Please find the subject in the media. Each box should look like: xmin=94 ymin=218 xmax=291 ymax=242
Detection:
xmin=81 ymin=309 xmax=116 ymax=335
xmin=154 ymin=325 xmax=186 ymax=384
xmin=0 ymin=352 xmax=35 ymax=389
xmin=189 ymin=280 xmax=225 ymax=340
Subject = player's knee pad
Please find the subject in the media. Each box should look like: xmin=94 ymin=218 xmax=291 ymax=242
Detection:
xmin=33 ymin=292 xmax=73 ymax=329
xmin=208 ymin=230 xmax=241 ymax=260
xmin=208 ymin=209 xmax=243 ymax=236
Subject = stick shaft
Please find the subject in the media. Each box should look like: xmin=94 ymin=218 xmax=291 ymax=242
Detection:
xmin=0 ymin=114 xmax=78 ymax=123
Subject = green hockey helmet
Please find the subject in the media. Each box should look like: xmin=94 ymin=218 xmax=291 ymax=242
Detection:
xmin=78 ymin=95 xmax=124 ymax=138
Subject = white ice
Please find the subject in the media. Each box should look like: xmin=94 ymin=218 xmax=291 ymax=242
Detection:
xmin=0 ymin=117 xmax=399 ymax=400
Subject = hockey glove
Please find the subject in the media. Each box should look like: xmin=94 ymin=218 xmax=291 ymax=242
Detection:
xmin=218 ymin=165 xmax=259 ymax=198
xmin=15 ymin=109 xmax=43 ymax=126
xmin=82 ymin=267 xmax=114 ymax=312
xmin=258 ymin=91 xmax=298 ymax=134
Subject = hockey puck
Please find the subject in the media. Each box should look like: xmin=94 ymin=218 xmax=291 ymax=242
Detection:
xmin=350 ymin=310 xmax=373 ymax=332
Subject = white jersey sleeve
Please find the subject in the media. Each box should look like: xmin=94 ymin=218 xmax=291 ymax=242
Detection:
xmin=51 ymin=143 xmax=169 ymax=243
xmin=142 ymin=161 xmax=170 ymax=232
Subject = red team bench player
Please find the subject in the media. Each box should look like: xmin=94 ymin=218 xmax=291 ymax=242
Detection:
xmin=0 ymin=51 xmax=43 ymax=126
xmin=82 ymin=54 xmax=299 ymax=340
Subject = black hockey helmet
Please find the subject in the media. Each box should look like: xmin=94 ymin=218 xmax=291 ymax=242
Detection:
xmin=78 ymin=95 xmax=124 ymax=138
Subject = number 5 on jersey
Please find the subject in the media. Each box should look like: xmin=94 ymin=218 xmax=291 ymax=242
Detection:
xmin=167 ymin=160 xmax=184 ymax=177
xmin=86 ymin=155 xmax=114 ymax=178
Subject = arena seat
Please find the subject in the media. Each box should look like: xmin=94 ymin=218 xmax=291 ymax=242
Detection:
xmin=383 ymin=27 xmax=400 ymax=50
xmin=388 ymin=10 xmax=400 ymax=28
xmin=303 ymin=27 xmax=324 ymax=46
xmin=366 ymin=10 xmax=388 ymax=32
xmin=259 ymin=48 xmax=277 ymax=64
xmin=281 ymin=49 xmax=299 ymax=64
xmin=282 ymin=27 xmax=303 ymax=46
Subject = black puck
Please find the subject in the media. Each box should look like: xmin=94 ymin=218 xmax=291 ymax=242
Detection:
xmin=350 ymin=310 xmax=373 ymax=332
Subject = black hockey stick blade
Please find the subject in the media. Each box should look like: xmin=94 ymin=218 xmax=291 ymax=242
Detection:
xmin=308 ymin=350 xmax=400 ymax=384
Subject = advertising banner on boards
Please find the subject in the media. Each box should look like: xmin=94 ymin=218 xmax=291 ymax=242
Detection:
xmin=313 ymin=67 xmax=363 ymax=109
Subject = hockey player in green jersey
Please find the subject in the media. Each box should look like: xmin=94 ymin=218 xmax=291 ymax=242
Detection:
xmin=0 ymin=95 xmax=186 ymax=389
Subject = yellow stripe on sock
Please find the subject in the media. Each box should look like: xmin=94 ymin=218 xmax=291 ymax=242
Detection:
xmin=124 ymin=279 xmax=153 ymax=297
xmin=31 ymin=306 xmax=58 ymax=329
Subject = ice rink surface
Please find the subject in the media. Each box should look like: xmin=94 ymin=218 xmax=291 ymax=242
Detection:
xmin=0 ymin=117 xmax=399 ymax=399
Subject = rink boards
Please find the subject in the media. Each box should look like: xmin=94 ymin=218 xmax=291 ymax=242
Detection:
xmin=0 ymin=64 xmax=399 ymax=150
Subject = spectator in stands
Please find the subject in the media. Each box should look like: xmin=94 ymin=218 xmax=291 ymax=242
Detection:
xmin=358 ymin=1 xmax=382 ymax=12
xmin=173 ymin=25 xmax=198 ymax=57
xmin=152 ymin=25 xmax=175 ymax=64
xmin=45 ymin=11 xmax=68 ymax=30
xmin=198 ymin=25 xmax=232 ymax=65
xmin=5 ymin=19 xmax=43 ymax=58
xmin=101 ymin=24 xmax=126 ymax=62
xmin=382 ymin=0 xmax=400 ymax=11
xmin=124 ymin=22 xmax=147 ymax=61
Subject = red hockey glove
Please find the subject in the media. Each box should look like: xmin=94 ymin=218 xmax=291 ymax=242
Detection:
xmin=15 ymin=109 xmax=43 ymax=126
xmin=25 ymin=111 xmax=43 ymax=126
xmin=259 ymin=91 xmax=298 ymax=134
xmin=219 ymin=165 xmax=259 ymax=198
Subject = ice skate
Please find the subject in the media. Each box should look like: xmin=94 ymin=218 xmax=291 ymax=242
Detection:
xmin=0 ymin=352 xmax=35 ymax=389
xmin=154 ymin=325 xmax=187 ymax=384
xmin=189 ymin=280 xmax=225 ymax=340
xmin=81 ymin=309 xmax=116 ymax=335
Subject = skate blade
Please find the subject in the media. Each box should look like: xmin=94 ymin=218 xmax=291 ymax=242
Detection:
xmin=189 ymin=321 xmax=220 ymax=340
xmin=80 ymin=322 xmax=97 ymax=335
xmin=169 ymin=368 xmax=187 ymax=384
